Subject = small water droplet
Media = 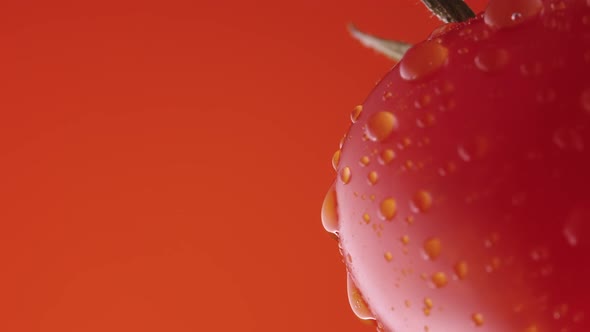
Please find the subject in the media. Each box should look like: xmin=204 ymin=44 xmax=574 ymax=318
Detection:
xmin=417 ymin=112 xmax=436 ymax=128
xmin=580 ymin=87 xmax=590 ymax=113
xmin=339 ymin=134 xmax=347 ymax=149
xmin=321 ymin=184 xmax=339 ymax=234
xmin=340 ymin=166 xmax=352 ymax=184
xmin=362 ymin=213 xmax=371 ymax=224
xmin=351 ymin=105 xmax=363 ymax=123
xmin=366 ymin=111 xmax=398 ymax=142
xmin=435 ymin=80 xmax=455 ymax=95
xmin=380 ymin=197 xmax=398 ymax=220
xmin=484 ymin=0 xmax=543 ymax=29
xmin=332 ymin=150 xmax=341 ymax=171
xmin=472 ymin=313 xmax=485 ymax=326
xmin=384 ymin=251 xmax=393 ymax=262
xmin=359 ymin=156 xmax=370 ymax=166
xmin=553 ymin=128 xmax=585 ymax=151
xmin=400 ymin=41 xmax=449 ymax=81
xmin=411 ymin=190 xmax=433 ymax=213
xmin=367 ymin=171 xmax=379 ymax=185
xmin=379 ymin=149 xmax=395 ymax=164
xmin=405 ymin=215 xmax=415 ymax=224
xmin=431 ymin=272 xmax=448 ymax=288
xmin=401 ymin=235 xmax=410 ymax=245
xmin=347 ymin=274 xmax=375 ymax=320
xmin=535 ymin=88 xmax=556 ymax=103
xmin=475 ymin=48 xmax=510 ymax=72
xmin=424 ymin=298 xmax=433 ymax=309
xmin=414 ymin=94 xmax=432 ymax=109
xmin=520 ymin=61 xmax=544 ymax=77
xmin=454 ymin=261 xmax=469 ymax=280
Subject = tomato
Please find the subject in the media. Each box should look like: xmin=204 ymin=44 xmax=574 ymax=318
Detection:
xmin=322 ymin=0 xmax=590 ymax=331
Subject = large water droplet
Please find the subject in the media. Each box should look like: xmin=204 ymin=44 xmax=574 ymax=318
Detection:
xmin=347 ymin=274 xmax=375 ymax=320
xmin=484 ymin=0 xmax=543 ymax=29
xmin=340 ymin=166 xmax=352 ymax=184
xmin=332 ymin=150 xmax=341 ymax=171
xmin=365 ymin=111 xmax=398 ymax=142
xmin=411 ymin=190 xmax=433 ymax=213
xmin=351 ymin=105 xmax=363 ymax=123
xmin=472 ymin=313 xmax=485 ymax=326
xmin=321 ymin=184 xmax=339 ymax=234
xmin=475 ymin=48 xmax=510 ymax=72
xmin=400 ymin=41 xmax=449 ymax=81
xmin=380 ymin=197 xmax=398 ymax=220
xmin=431 ymin=272 xmax=448 ymax=288
xmin=423 ymin=237 xmax=442 ymax=260
xmin=359 ymin=156 xmax=370 ymax=166
xmin=368 ymin=171 xmax=378 ymax=185
xmin=454 ymin=261 xmax=469 ymax=280
xmin=379 ymin=149 xmax=396 ymax=164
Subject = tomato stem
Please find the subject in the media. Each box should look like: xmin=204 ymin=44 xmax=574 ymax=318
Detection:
xmin=348 ymin=24 xmax=412 ymax=61
xmin=421 ymin=0 xmax=475 ymax=23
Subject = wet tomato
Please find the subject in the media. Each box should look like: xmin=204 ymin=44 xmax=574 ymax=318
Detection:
xmin=323 ymin=0 xmax=590 ymax=331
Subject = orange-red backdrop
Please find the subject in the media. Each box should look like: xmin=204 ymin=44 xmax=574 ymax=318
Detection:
xmin=0 ymin=1 xmax=486 ymax=331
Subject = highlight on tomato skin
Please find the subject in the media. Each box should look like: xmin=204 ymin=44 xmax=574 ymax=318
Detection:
xmin=322 ymin=0 xmax=590 ymax=331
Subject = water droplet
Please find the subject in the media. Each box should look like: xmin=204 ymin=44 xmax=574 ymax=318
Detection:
xmin=475 ymin=48 xmax=510 ymax=72
xmin=400 ymin=41 xmax=449 ymax=81
xmin=411 ymin=190 xmax=433 ymax=213
xmin=454 ymin=261 xmax=469 ymax=280
xmin=379 ymin=149 xmax=395 ymax=164
xmin=365 ymin=111 xmax=398 ymax=142
xmin=435 ymin=80 xmax=455 ymax=95
xmin=535 ymin=88 xmax=556 ymax=103
xmin=414 ymin=94 xmax=432 ymax=109
xmin=472 ymin=313 xmax=485 ymax=326
xmin=332 ymin=150 xmax=341 ymax=171
xmin=359 ymin=156 xmax=370 ymax=166
xmin=423 ymin=238 xmax=442 ymax=260
xmin=340 ymin=166 xmax=352 ymax=184
xmin=401 ymin=235 xmax=410 ymax=245
xmin=347 ymin=274 xmax=375 ymax=320
xmin=380 ymin=197 xmax=398 ymax=220
xmin=382 ymin=91 xmax=393 ymax=101
xmin=429 ymin=22 xmax=459 ymax=39
xmin=520 ymin=61 xmax=544 ymax=77
xmin=351 ymin=105 xmax=363 ymax=123
xmin=384 ymin=251 xmax=393 ymax=262
xmin=431 ymin=272 xmax=448 ymax=288
xmin=424 ymin=298 xmax=434 ymax=309
xmin=581 ymin=87 xmax=590 ymax=113
xmin=321 ymin=185 xmax=339 ymax=233
xmin=484 ymin=0 xmax=543 ymax=29
xmin=553 ymin=128 xmax=585 ymax=151
xmin=417 ymin=112 xmax=436 ymax=128
xmin=339 ymin=134 xmax=347 ymax=149
xmin=368 ymin=171 xmax=379 ymax=185
xmin=405 ymin=215 xmax=415 ymax=224
xmin=362 ymin=213 xmax=371 ymax=224
xmin=458 ymin=136 xmax=490 ymax=161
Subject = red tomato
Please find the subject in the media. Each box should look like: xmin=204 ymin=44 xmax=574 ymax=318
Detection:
xmin=323 ymin=0 xmax=590 ymax=331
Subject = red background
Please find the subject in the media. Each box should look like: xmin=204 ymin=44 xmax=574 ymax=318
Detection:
xmin=0 ymin=1 xmax=485 ymax=331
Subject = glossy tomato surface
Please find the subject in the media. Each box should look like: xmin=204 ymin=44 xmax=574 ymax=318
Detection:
xmin=323 ymin=0 xmax=590 ymax=331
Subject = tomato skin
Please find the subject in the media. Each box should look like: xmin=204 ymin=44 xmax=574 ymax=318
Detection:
xmin=327 ymin=1 xmax=590 ymax=331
